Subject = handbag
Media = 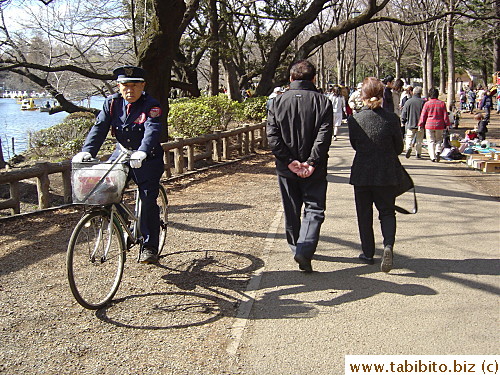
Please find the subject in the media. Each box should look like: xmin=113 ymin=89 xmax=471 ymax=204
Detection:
xmin=395 ymin=166 xmax=418 ymax=214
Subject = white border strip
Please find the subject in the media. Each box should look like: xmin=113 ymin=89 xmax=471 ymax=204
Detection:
xmin=226 ymin=208 xmax=283 ymax=356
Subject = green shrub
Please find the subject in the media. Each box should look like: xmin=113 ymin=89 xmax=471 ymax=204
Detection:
xmin=65 ymin=111 xmax=96 ymax=121
xmin=168 ymin=101 xmax=219 ymax=138
xmin=195 ymin=94 xmax=240 ymax=130
xmin=29 ymin=112 xmax=96 ymax=156
xmin=169 ymin=97 xmax=192 ymax=105
xmin=240 ymin=96 xmax=268 ymax=121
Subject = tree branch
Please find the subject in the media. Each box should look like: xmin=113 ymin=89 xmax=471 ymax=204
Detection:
xmin=0 ymin=60 xmax=113 ymax=80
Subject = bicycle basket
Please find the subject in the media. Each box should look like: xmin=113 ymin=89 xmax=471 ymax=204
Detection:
xmin=72 ymin=161 xmax=129 ymax=205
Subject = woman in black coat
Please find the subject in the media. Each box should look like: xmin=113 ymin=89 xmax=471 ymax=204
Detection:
xmin=348 ymin=77 xmax=404 ymax=272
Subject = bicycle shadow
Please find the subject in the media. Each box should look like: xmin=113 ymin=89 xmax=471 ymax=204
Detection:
xmin=95 ymin=249 xmax=265 ymax=330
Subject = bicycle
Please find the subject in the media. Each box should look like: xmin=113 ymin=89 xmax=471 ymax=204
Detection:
xmin=66 ymin=148 xmax=168 ymax=310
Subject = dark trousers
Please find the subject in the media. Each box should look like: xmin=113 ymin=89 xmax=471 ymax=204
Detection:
xmin=354 ymin=185 xmax=396 ymax=258
xmin=129 ymin=156 xmax=164 ymax=251
xmin=278 ymin=175 xmax=327 ymax=260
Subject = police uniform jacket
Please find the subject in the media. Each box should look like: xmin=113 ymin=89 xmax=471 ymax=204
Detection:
xmin=267 ymin=80 xmax=333 ymax=180
xmin=82 ymin=92 xmax=163 ymax=161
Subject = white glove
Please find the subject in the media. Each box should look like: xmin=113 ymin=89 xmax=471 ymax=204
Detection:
xmin=72 ymin=152 xmax=92 ymax=163
xmin=130 ymin=151 xmax=147 ymax=168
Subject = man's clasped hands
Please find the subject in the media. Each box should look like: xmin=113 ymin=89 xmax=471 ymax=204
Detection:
xmin=287 ymin=160 xmax=315 ymax=178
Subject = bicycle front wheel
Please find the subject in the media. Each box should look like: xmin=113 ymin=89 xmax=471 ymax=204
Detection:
xmin=67 ymin=210 xmax=125 ymax=309
xmin=157 ymin=184 xmax=168 ymax=256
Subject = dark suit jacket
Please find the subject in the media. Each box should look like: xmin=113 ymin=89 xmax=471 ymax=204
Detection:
xmin=348 ymin=106 xmax=404 ymax=186
xmin=267 ymin=80 xmax=333 ymax=180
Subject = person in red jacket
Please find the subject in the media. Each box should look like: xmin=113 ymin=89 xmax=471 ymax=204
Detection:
xmin=417 ymin=88 xmax=450 ymax=162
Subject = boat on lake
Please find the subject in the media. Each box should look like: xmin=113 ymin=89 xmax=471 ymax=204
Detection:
xmin=20 ymin=98 xmax=39 ymax=111
xmin=39 ymin=101 xmax=52 ymax=112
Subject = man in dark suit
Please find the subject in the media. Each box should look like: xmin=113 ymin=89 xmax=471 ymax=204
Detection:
xmin=73 ymin=66 xmax=164 ymax=264
xmin=267 ymin=60 xmax=333 ymax=273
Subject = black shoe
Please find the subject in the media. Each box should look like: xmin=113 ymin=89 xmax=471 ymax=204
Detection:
xmin=139 ymin=247 xmax=158 ymax=264
xmin=405 ymin=148 xmax=412 ymax=158
xmin=358 ymin=253 xmax=374 ymax=265
xmin=294 ymin=254 xmax=313 ymax=273
xmin=381 ymin=245 xmax=393 ymax=273
xmin=431 ymin=159 xmax=436 ymax=162
xmin=436 ymin=153 xmax=440 ymax=162
xmin=416 ymin=154 xmax=422 ymax=159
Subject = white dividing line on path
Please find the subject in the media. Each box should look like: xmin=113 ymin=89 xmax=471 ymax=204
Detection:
xmin=226 ymin=208 xmax=283 ymax=356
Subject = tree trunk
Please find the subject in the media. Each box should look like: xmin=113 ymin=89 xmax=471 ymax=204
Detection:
xmin=395 ymin=57 xmax=401 ymax=81
xmin=317 ymin=46 xmax=325 ymax=90
xmin=446 ymin=1 xmax=456 ymax=111
xmin=425 ymin=31 xmax=435 ymax=93
xmin=209 ymin=0 xmax=220 ymax=96
xmin=137 ymin=0 xmax=187 ymax=142
xmin=439 ymin=46 xmax=446 ymax=94
xmin=336 ymin=38 xmax=342 ymax=83
xmin=438 ymin=31 xmax=446 ymax=94
xmin=422 ymin=52 xmax=428 ymax=97
xmin=375 ymin=25 xmax=380 ymax=78
xmin=223 ymin=59 xmax=242 ymax=101
xmin=495 ymin=0 xmax=500 ymax=72
xmin=495 ymin=37 xmax=500 ymax=73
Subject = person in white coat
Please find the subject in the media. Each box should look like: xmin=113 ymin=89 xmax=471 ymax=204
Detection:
xmin=328 ymin=85 xmax=346 ymax=141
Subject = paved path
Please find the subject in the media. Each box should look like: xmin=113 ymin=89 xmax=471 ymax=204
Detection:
xmin=230 ymin=134 xmax=499 ymax=374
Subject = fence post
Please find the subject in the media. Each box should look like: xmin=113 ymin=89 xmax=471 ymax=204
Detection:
xmin=163 ymin=149 xmax=172 ymax=178
xmin=222 ymin=136 xmax=230 ymax=160
xmin=10 ymin=181 xmax=20 ymax=215
xmin=187 ymin=144 xmax=195 ymax=171
xmin=0 ymin=137 xmax=5 ymax=169
xmin=36 ymin=162 xmax=51 ymax=209
xmin=250 ymin=128 xmax=257 ymax=153
xmin=213 ymin=130 xmax=222 ymax=161
xmin=62 ymin=168 xmax=72 ymax=204
xmin=237 ymin=133 xmax=243 ymax=156
xmin=173 ymin=137 xmax=184 ymax=175
xmin=243 ymin=125 xmax=250 ymax=155
xmin=261 ymin=123 xmax=268 ymax=148
xmin=205 ymin=139 xmax=213 ymax=162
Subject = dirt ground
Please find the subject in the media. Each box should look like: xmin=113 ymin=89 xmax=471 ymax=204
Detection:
xmin=0 ymin=152 xmax=281 ymax=374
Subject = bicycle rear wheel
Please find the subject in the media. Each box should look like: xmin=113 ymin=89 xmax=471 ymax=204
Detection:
xmin=67 ymin=210 xmax=125 ymax=309
xmin=157 ymin=184 xmax=168 ymax=256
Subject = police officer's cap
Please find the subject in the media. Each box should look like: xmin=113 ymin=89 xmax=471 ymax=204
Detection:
xmin=113 ymin=66 xmax=146 ymax=83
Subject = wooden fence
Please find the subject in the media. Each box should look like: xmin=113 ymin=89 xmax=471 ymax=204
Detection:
xmin=0 ymin=122 xmax=267 ymax=216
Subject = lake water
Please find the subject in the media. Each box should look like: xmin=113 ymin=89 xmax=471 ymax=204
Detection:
xmin=0 ymin=97 xmax=105 ymax=161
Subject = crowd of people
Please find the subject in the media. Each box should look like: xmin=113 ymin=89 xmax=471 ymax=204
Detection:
xmin=268 ymin=74 xmax=498 ymax=164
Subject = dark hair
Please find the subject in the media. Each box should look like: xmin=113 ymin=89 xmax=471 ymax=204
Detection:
xmin=429 ymin=88 xmax=439 ymax=99
xmin=332 ymin=86 xmax=341 ymax=96
xmin=290 ymin=60 xmax=316 ymax=81
xmin=360 ymin=77 xmax=384 ymax=109
xmin=382 ymin=75 xmax=394 ymax=84
xmin=393 ymin=78 xmax=404 ymax=91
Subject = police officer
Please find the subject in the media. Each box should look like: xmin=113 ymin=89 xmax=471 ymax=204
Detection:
xmin=73 ymin=66 xmax=164 ymax=263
